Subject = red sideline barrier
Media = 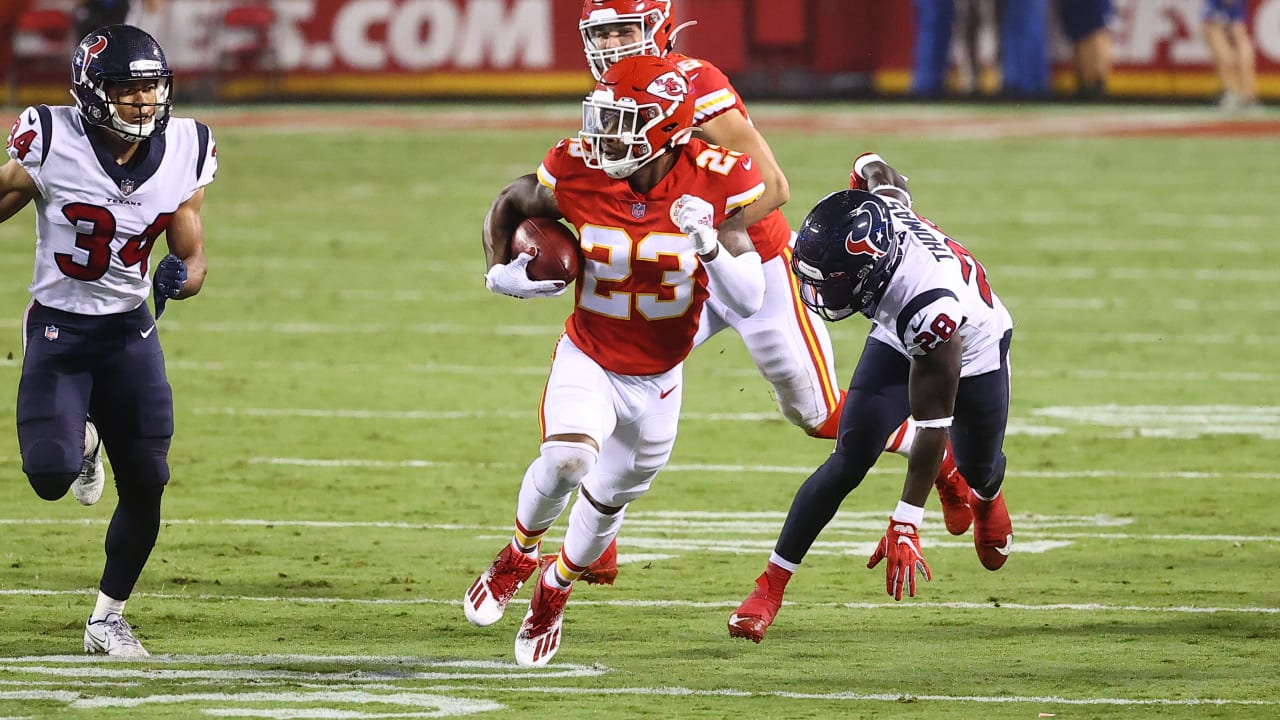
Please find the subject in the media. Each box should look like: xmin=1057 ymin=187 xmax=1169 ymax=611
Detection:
xmin=4 ymin=0 xmax=1279 ymax=102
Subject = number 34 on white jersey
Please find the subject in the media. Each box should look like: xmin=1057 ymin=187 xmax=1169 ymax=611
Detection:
xmin=6 ymin=104 xmax=217 ymax=315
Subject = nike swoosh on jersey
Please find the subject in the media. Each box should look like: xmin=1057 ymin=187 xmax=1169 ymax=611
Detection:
xmin=994 ymin=535 xmax=1013 ymax=555
xmin=140 ymin=325 xmax=156 ymax=338
xmin=659 ymin=384 xmax=678 ymax=399
xmin=27 ymin=111 xmax=36 ymax=124
xmin=742 ymin=157 xmax=753 ymax=170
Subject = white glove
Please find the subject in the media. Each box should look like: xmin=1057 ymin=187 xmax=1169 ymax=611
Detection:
xmin=675 ymin=194 xmax=718 ymax=255
xmin=483 ymin=252 xmax=567 ymax=299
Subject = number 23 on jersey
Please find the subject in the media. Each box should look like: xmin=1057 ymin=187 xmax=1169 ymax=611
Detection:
xmin=577 ymin=225 xmax=697 ymax=321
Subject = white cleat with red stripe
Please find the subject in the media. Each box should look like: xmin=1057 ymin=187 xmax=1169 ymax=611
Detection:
xmin=464 ymin=544 xmax=538 ymax=628
xmin=514 ymin=578 xmax=572 ymax=667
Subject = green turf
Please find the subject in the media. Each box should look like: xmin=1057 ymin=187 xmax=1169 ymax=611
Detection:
xmin=0 ymin=104 xmax=1277 ymax=719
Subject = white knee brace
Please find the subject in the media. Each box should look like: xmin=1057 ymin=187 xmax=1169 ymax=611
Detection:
xmin=517 ymin=441 xmax=598 ymax=531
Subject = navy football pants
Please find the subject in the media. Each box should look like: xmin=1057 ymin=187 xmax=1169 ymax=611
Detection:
xmin=775 ymin=331 xmax=1012 ymax=564
xmin=17 ymin=300 xmax=173 ymax=600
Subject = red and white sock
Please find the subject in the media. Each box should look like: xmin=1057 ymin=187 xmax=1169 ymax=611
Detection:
xmin=884 ymin=417 xmax=916 ymax=458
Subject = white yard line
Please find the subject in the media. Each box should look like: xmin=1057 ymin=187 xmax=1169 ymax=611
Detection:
xmin=9 ymin=357 xmax=1270 ymax=384
xmin=1 ymin=455 xmax=1276 ymax=479
xmin=1 ymin=318 xmax=1279 ymax=346
xmin=425 ymin=684 xmax=1277 ymax=707
xmin=0 ymin=589 xmax=1274 ymax=615
xmin=242 ymin=458 xmax=1280 ymax=480
xmin=3 ymin=518 xmax=1271 ymax=543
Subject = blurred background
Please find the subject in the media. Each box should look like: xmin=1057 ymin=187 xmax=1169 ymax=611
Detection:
xmin=1 ymin=0 xmax=1276 ymax=109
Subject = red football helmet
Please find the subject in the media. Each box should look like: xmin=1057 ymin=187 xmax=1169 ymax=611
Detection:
xmin=579 ymin=0 xmax=692 ymax=80
xmin=579 ymin=54 xmax=695 ymax=179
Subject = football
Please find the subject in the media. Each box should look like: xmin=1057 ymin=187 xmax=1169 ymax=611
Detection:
xmin=511 ymin=218 xmax=581 ymax=285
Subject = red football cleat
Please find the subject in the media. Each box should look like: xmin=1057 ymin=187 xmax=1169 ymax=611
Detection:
xmin=971 ymin=488 xmax=1013 ymax=570
xmin=727 ymin=564 xmax=792 ymax=643
xmin=541 ymin=538 xmax=619 ymax=586
xmin=934 ymin=447 xmax=973 ymax=536
xmin=581 ymin=538 xmax=618 ymax=585
xmin=464 ymin=544 xmax=538 ymax=627
xmin=515 ymin=578 xmax=573 ymax=667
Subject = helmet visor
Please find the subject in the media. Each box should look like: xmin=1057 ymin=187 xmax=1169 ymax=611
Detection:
xmin=580 ymin=96 xmax=650 ymax=177
xmin=796 ymin=273 xmax=857 ymax=322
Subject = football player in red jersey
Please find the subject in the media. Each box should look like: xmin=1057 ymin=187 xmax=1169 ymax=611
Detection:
xmin=570 ymin=0 xmax=973 ymax=586
xmin=466 ymin=55 xmax=765 ymax=667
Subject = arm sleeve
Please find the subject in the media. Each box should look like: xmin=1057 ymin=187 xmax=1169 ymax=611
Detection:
xmin=702 ymin=249 xmax=765 ymax=318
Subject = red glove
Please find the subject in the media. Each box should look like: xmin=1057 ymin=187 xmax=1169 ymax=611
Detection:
xmin=848 ymin=151 xmax=881 ymax=190
xmin=867 ymin=519 xmax=932 ymax=601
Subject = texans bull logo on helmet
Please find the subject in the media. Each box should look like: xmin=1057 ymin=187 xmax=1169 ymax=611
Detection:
xmin=78 ymin=36 xmax=109 ymax=86
xmin=845 ymin=200 xmax=890 ymax=259
xmin=77 ymin=36 xmax=111 ymax=123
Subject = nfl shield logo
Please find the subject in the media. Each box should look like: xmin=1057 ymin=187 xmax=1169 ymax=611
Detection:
xmin=119 ymin=178 xmax=135 ymax=196
xmin=44 ymin=325 xmax=59 ymax=341
xmin=631 ymin=202 xmax=646 ymax=219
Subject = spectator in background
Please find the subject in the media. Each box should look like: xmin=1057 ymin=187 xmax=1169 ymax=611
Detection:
xmin=997 ymin=0 xmax=1050 ymax=97
xmin=73 ymin=0 xmax=129 ymax=39
xmin=911 ymin=0 xmax=956 ymax=97
xmin=1202 ymin=0 xmax=1258 ymax=112
xmin=953 ymin=0 xmax=999 ymax=96
xmin=74 ymin=0 xmax=164 ymax=39
xmin=1058 ymin=0 xmax=1113 ymax=100
xmin=915 ymin=0 xmax=1051 ymax=100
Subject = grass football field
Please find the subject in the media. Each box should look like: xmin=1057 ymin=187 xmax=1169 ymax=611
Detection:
xmin=0 ymin=103 xmax=1278 ymax=719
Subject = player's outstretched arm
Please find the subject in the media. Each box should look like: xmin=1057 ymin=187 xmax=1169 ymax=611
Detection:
xmin=849 ymin=153 xmax=911 ymax=206
xmin=0 ymin=160 xmax=37 ymax=225
xmin=163 ymin=188 xmax=208 ymax=300
xmin=700 ymin=111 xmax=790 ymax=227
xmin=482 ymin=174 xmax=560 ymax=268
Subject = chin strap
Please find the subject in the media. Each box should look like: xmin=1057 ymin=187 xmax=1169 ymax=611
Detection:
xmin=667 ymin=20 xmax=697 ymax=50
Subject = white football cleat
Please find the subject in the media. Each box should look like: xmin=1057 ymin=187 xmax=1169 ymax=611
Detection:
xmin=84 ymin=614 xmax=150 ymax=657
xmin=71 ymin=420 xmax=106 ymax=506
xmin=514 ymin=578 xmax=571 ymax=667
xmin=464 ymin=544 xmax=539 ymax=627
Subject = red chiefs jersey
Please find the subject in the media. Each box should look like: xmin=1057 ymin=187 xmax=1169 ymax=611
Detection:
xmin=537 ymin=136 xmax=765 ymax=376
xmin=668 ymin=53 xmax=791 ymax=263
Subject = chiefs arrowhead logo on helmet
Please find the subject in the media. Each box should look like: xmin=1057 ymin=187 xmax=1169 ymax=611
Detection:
xmin=646 ymin=71 xmax=687 ymax=101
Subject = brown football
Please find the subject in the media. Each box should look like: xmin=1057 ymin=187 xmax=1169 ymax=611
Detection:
xmin=511 ymin=217 xmax=581 ymax=284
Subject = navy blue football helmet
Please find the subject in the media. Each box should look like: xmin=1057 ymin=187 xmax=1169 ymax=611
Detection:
xmin=791 ymin=189 xmax=902 ymax=320
xmin=71 ymin=25 xmax=173 ymax=142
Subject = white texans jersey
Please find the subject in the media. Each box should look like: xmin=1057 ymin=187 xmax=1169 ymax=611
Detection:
xmin=867 ymin=194 xmax=1014 ymax=377
xmin=6 ymin=105 xmax=217 ymax=315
